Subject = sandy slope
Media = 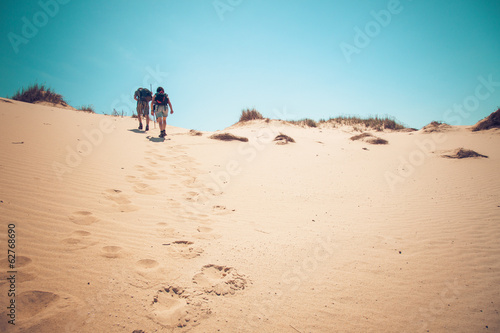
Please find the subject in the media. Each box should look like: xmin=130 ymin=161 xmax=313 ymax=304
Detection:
xmin=0 ymin=98 xmax=499 ymax=332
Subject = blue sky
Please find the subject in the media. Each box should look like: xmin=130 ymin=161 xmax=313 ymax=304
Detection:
xmin=1 ymin=0 xmax=499 ymax=131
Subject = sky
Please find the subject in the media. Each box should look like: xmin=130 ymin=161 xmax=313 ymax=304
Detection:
xmin=1 ymin=0 xmax=499 ymax=131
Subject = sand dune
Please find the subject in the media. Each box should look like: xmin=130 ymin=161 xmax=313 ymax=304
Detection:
xmin=0 ymin=99 xmax=499 ymax=332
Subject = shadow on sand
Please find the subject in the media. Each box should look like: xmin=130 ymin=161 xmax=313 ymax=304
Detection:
xmin=146 ymin=136 xmax=165 ymax=143
xmin=128 ymin=129 xmax=144 ymax=134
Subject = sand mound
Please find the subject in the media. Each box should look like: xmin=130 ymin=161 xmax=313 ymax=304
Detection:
xmin=0 ymin=98 xmax=13 ymax=104
xmin=442 ymin=148 xmax=489 ymax=159
xmin=33 ymin=100 xmax=76 ymax=111
xmin=472 ymin=108 xmax=500 ymax=131
xmin=1 ymin=99 xmax=500 ymax=332
xmin=189 ymin=129 xmax=203 ymax=136
xmin=421 ymin=121 xmax=452 ymax=133
xmin=350 ymin=132 xmax=388 ymax=145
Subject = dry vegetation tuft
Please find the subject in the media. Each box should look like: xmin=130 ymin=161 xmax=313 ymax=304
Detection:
xmin=78 ymin=105 xmax=95 ymax=113
xmin=366 ymin=137 xmax=389 ymax=145
xmin=234 ymin=108 xmax=406 ymax=131
xmin=239 ymin=108 xmax=264 ymax=122
xmin=274 ymin=133 xmax=295 ymax=144
xmin=350 ymin=132 xmax=388 ymax=145
xmin=11 ymin=83 xmax=68 ymax=106
xmin=422 ymin=121 xmax=451 ymax=133
xmin=288 ymin=118 xmax=318 ymax=128
xmin=442 ymin=148 xmax=488 ymax=159
xmin=472 ymin=108 xmax=500 ymax=131
xmin=189 ymin=129 xmax=203 ymax=136
xmin=320 ymin=116 xmax=405 ymax=131
xmin=209 ymin=133 xmax=248 ymax=142
xmin=350 ymin=133 xmax=373 ymax=141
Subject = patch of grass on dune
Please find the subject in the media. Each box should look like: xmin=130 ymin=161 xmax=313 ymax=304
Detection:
xmin=78 ymin=105 xmax=95 ymax=113
xmin=350 ymin=132 xmax=388 ymax=145
xmin=472 ymin=108 xmax=500 ymax=131
xmin=11 ymin=83 xmax=68 ymax=105
xmin=443 ymin=148 xmax=488 ymax=159
xmin=239 ymin=108 xmax=264 ymax=122
xmin=209 ymin=133 xmax=248 ymax=142
xmin=320 ymin=115 xmax=406 ymax=131
xmin=274 ymin=133 xmax=295 ymax=143
xmin=287 ymin=118 xmax=318 ymax=128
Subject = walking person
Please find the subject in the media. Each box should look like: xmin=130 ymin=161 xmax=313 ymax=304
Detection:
xmin=151 ymin=87 xmax=174 ymax=138
xmin=134 ymin=87 xmax=152 ymax=131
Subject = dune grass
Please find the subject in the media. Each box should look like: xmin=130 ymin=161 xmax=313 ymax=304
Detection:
xmin=189 ymin=129 xmax=203 ymax=136
xmin=78 ymin=105 xmax=96 ymax=113
xmin=350 ymin=133 xmax=373 ymax=141
xmin=443 ymin=148 xmax=488 ymax=159
xmin=350 ymin=132 xmax=388 ymax=145
xmin=320 ymin=115 xmax=405 ymax=131
xmin=288 ymin=118 xmax=318 ymax=128
xmin=274 ymin=133 xmax=295 ymax=143
xmin=11 ymin=83 xmax=68 ymax=105
xmin=421 ymin=121 xmax=452 ymax=133
xmin=239 ymin=108 xmax=264 ymax=122
xmin=472 ymin=108 xmax=500 ymax=131
xmin=209 ymin=133 xmax=248 ymax=142
xmin=367 ymin=137 xmax=389 ymax=145
xmin=234 ymin=106 xmax=407 ymax=131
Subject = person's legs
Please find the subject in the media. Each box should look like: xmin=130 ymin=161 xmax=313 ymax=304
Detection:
xmin=145 ymin=109 xmax=150 ymax=130
xmin=141 ymin=103 xmax=149 ymax=131
xmin=156 ymin=106 xmax=168 ymax=137
xmin=137 ymin=103 xmax=143 ymax=129
xmin=157 ymin=117 xmax=166 ymax=137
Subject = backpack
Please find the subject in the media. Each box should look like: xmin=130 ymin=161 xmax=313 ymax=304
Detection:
xmin=138 ymin=88 xmax=152 ymax=102
xmin=155 ymin=92 xmax=169 ymax=106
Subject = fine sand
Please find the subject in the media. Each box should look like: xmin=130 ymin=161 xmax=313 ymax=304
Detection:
xmin=0 ymin=98 xmax=499 ymax=332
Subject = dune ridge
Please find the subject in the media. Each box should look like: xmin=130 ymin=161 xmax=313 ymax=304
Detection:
xmin=0 ymin=99 xmax=499 ymax=332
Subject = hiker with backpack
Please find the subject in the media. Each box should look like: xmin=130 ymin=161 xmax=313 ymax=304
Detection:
xmin=134 ymin=87 xmax=152 ymax=131
xmin=151 ymin=87 xmax=174 ymax=138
